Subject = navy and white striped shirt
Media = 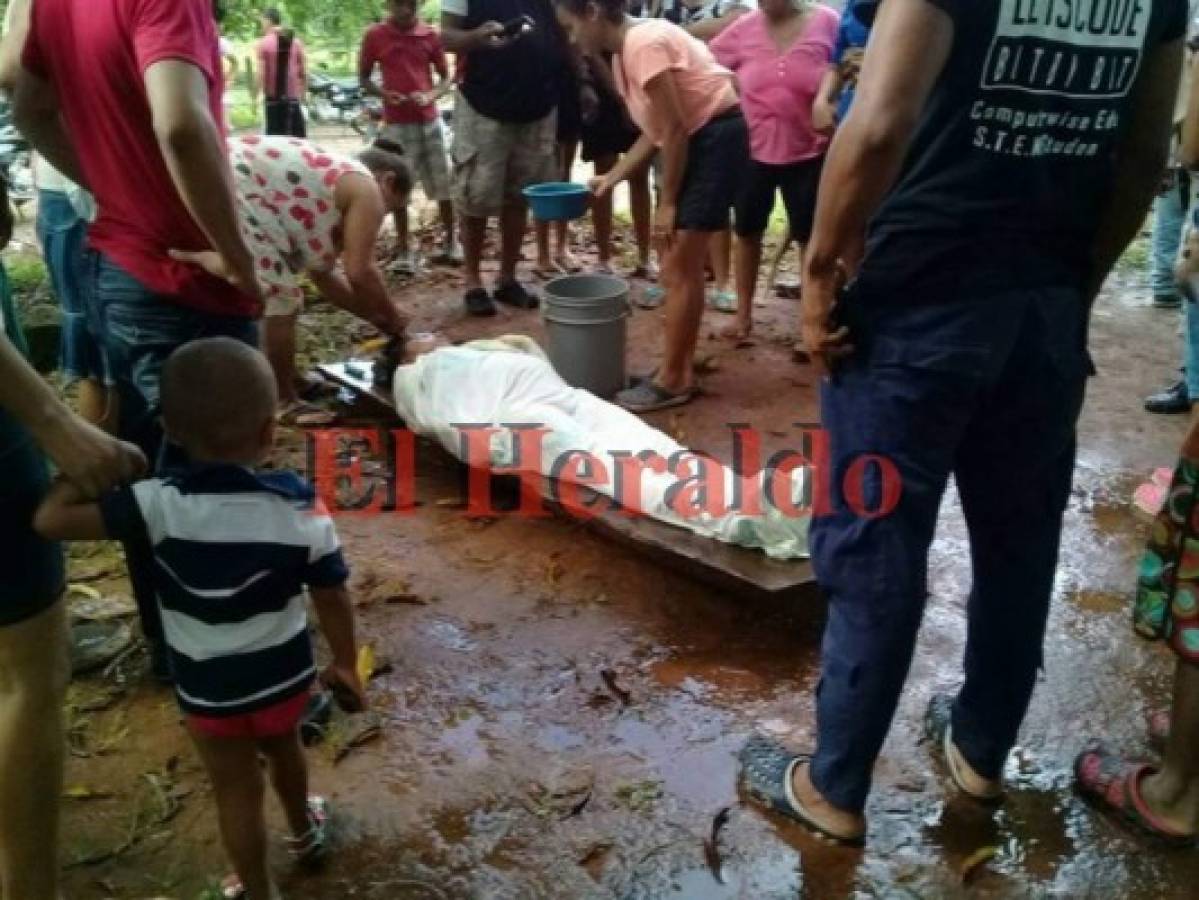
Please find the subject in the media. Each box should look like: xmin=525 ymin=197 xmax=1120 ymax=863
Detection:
xmin=101 ymin=464 xmax=349 ymax=717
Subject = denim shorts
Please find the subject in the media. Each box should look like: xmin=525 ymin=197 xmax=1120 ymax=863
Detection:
xmin=91 ymin=253 xmax=259 ymax=461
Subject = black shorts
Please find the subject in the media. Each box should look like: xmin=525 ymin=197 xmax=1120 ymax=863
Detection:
xmin=580 ymin=90 xmax=638 ymax=163
xmin=734 ymin=156 xmax=825 ymax=241
xmin=264 ymin=99 xmax=307 ymax=138
xmin=0 ymin=424 xmax=64 ymax=627
xmin=676 ymin=109 xmax=750 ymax=233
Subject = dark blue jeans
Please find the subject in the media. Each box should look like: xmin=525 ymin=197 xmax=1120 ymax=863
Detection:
xmin=92 ymin=254 xmax=258 ymax=640
xmin=808 ymin=284 xmax=1090 ymax=814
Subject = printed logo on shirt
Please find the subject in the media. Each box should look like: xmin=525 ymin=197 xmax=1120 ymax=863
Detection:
xmin=982 ymin=0 xmax=1152 ymax=99
xmin=970 ymin=0 xmax=1157 ymax=160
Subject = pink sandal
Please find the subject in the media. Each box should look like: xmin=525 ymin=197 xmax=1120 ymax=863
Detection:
xmin=1074 ymin=743 xmax=1195 ymax=846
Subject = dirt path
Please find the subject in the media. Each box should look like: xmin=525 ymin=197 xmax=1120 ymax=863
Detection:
xmin=33 ymin=155 xmax=1199 ymax=896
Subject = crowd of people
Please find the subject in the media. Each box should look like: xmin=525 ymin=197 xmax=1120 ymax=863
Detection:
xmin=0 ymin=0 xmax=1198 ymax=897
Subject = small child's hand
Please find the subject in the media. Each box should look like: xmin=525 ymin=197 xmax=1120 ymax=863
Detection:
xmin=321 ymin=664 xmax=366 ymax=713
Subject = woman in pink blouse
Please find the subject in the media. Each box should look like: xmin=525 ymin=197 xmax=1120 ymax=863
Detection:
xmin=710 ymin=0 xmax=839 ymax=341
xmin=557 ymin=0 xmax=750 ymax=412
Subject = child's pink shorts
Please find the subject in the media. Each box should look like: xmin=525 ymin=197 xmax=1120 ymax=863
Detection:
xmin=185 ymin=691 xmax=309 ymax=740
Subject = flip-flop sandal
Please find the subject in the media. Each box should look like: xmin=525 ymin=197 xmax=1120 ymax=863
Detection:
xmin=738 ymin=734 xmax=866 ymax=847
xmin=464 ymin=287 xmax=497 ymax=317
xmin=631 ymin=262 xmax=659 ymax=281
xmin=220 ymin=875 xmax=283 ymax=900
xmin=278 ymin=401 xmax=338 ymax=428
xmin=708 ymin=289 xmax=738 ymax=313
xmin=635 ymin=285 xmax=665 ymax=310
xmin=493 ymin=281 xmax=540 ymax=310
xmin=615 ymin=379 xmax=696 ymax=413
xmin=923 ymin=694 xmax=1004 ymax=803
xmin=1074 ymin=742 xmax=1196 ymax=847
xmin=1148 ymin=710 xmax=1170 ymax=753
xmin=288 ymin=795 xmax=331 ymax=867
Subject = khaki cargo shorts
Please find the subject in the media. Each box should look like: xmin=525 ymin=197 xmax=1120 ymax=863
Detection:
xmin=379 ymin=120 xmax=451 ymax=203
xmin=451 ymin=94 xmax=557 ymax=219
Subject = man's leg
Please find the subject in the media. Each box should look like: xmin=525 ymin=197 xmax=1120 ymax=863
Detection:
xmin=0 ymin=601 xmax=68 ymax=900
xmin=462 ymin=214 xmax=488 ymax=293
xmin=949 ymin=292 xmax=1088 ymax=781
xmin=438 ymin=200 xmax=456 ymax=255
xmin=499 ymin=201 xmax=529 ymax=285
xmin=1151 ymin=174 xmax=1186 ymax=307
xmin=393 ymin=207 xmax=410 ymax=259
xmin=805 ymin=298 xmax=1021 ymax=817
xmin=189 ymin=730 xmax=275 ymax=900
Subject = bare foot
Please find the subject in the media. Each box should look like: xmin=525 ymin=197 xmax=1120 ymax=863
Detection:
xmin=721 ymin=319 xmax=753 ymax=342
xmin=790 ymin=761 xmax=867 ymax=842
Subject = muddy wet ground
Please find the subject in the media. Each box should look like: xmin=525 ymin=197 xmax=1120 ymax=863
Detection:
xmin=15 ymin=128 xmax=1197 ymax=898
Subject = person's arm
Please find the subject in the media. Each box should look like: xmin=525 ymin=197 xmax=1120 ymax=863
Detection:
xmin=256 ymin=41 xmax=268 ymax=97
xmin=1178 ymin=51 xmax=1199 ymax=167
xmin=329 ymin=179 xmax=406 ymax=335
xmin=642 ymin=68 xmax=694 ymax=247
xmin=144 ymin=60 xmax=261 ymax=301
xmin=812 ymin=66 xmax=843 ymax=134
xmin=429 ymin=39 xmax=455 ymax=102
xmin=311 ymin=584 xmax=366 ymax=711
xmin=685 ymin=5 xmax=750 ymax=42
xmin=11 ymin=72 xmax=87 ymax=186
xmin=33 ymin=479 xmax=109 ymax=541
xmin=295 ymin=39 xmax=307 ymax=102
xmin=0 ymin=338 xmax=146 ymax=497
xmin=1086 ymin=38 xmax=1185 ymax=301
xmin=358 ymin=32 xmax=385 ymax=100
xmin=0 ymin=0 xmax=30 ymax=92
xmin=439 ymin=12 xmax=509 ymax=55
xmin=801 ymin=0 xmax=954 ymax=374
xmin=590 ymin=133 xmax=658 ymax=195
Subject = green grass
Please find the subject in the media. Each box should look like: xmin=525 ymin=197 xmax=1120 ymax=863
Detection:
xmin=3 ymin=253 xmax=47 ymax=294
xmin=1118 ymin=234 xmax=1151 ymax=274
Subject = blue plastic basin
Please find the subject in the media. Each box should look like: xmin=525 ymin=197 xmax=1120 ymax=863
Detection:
xmin=523 ymin=182 xmax=590 ymax=222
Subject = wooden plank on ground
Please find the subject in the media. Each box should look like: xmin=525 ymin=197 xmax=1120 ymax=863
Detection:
xmin=317 ymin=361 xmax=818 ymax=599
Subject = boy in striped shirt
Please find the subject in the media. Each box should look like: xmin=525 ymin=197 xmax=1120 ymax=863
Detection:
xmin=36 ymin=337 xmax=365 ymax=900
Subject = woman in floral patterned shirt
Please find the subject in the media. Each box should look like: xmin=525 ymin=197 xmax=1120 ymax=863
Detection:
xmin=173 ymin=136 xmax=413 ymax=416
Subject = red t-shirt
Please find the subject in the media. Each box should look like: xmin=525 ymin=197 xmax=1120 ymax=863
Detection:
xmin=23 ymin=0 xmax=256 ymax=318
xmin=358 ymin=21 xmax=448 ymax=125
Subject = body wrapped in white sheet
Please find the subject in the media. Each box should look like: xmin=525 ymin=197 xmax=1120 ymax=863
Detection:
xmin=393 ymin=336 xmax=809 ymax=559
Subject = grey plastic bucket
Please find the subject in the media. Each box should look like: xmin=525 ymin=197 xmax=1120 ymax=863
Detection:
xmin=542 ymin=274 xmax=630 ymax=398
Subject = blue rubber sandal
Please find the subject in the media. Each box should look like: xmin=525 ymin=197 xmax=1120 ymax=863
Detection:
xmin=738 ymin=734 xmax=866 ymax=847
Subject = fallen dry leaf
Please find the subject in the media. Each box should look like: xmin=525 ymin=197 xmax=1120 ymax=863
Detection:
xmin=703 ymin=805 xmax=732 ymax=885
xmin=959 ymin=845 xmax=999 ymax=884
xmin=600 ymin=668 xmax=632 ymax=707
xmin=63 ymin=785 xmax=115 ymax=801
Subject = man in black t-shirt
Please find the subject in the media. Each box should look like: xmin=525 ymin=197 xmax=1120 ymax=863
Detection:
xmin=738 ymin=0 xmax=1188 ymax=845
xmin=441 ymin=0 xmax=564 ymax=316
